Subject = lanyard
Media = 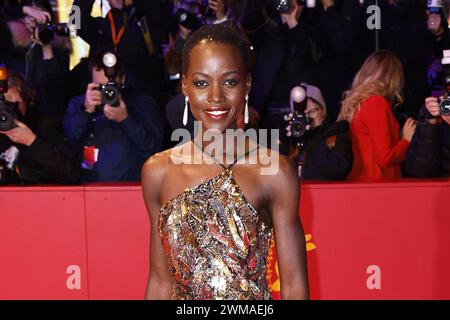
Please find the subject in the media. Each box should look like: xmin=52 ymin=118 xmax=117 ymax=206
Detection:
xmin=108 ymin=11 xmax=127 ymax=49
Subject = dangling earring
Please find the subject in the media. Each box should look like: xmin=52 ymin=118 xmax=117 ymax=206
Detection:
xmin=183 ymin=96 xmax=189 ymax=126
xmin=244 ymin=94 xmax=249 ymax=125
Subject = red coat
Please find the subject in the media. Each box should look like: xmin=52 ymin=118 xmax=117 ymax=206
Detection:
xmin=348 ymin=95 xmax=410 ymax=180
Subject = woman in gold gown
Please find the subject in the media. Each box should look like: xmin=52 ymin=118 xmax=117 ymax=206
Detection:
xmin=142 ymin=24 xmax=309 ymax=300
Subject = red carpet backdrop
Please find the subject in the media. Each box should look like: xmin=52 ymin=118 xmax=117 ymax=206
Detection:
xmin=0 ymin=179 xmax=449 ymax=299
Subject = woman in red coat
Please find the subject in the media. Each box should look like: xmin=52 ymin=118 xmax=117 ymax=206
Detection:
xmin=339 ymin=51 xmax=416 ymax=180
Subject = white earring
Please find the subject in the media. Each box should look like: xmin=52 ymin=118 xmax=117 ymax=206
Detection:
xmin=244 ymin=94 xmax=249 ymax=125
xmin=183 ymin=96 xmax=189 ymax=126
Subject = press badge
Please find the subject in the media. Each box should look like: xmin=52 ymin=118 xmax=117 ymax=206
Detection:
xmin=82 ymin=146 xmax=99 ymax=170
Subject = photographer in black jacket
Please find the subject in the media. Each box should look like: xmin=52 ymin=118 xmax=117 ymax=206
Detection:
xmin=70 ymin=0 xmax=170 ymax=106
xmin=288 ymin=84 xmax=353 ymax=180
xmin=405 ymin=97 xmax=450 ymax=178
xmin=0 ymin=71 xmax=80 ymax=185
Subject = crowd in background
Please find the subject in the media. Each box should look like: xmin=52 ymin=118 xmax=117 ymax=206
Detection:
xmin=0 ymin=0 xmax=449 ymax=185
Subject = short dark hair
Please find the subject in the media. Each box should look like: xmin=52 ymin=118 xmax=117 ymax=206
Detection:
xmin=88 ymin=49 xmax=125 ymax=76
xmin=182 ymin=24 xmax=254 ymax=75
xmin=8 ymin=72 xmax=37 ymax=106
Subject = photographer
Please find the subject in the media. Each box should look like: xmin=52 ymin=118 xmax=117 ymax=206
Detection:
xmin=0 ymin=71 xmax=80 ymax=185
xmin=71 ymin=0 xmax=170 ymax=106
xmin=404 ymin=97 xmax=450 ymax=178
xmin=241 ymin=0 xmax=325 ymax=155
xmin=23 ymin=0 xmax=71 ymax=120
xmin=1 ymin=2 xmax=51 ymax=74
xmin=63 ymin=51 xmax=166 ymax=182
xmin=297 ymin=85 xmax=353 ymax=180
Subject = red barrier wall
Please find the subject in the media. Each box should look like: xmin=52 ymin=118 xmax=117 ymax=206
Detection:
xmin=0 ymin=179 xmax=449 ymax=299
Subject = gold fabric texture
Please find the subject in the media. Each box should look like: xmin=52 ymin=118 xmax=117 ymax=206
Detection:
xmin=159 ymin=169 xmax=273 ymax=300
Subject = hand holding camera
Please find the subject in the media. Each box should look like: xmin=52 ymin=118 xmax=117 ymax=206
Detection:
xmin=104 ymin=96 xmax=128 ymax=123
xmin=0 ymin=120 xmax=36 ymax=146
xmin=22 ymin=6 xmax=51 ymax=25
xmin=425 ymin=96 xmax=450 ymax=125
xmin=84 ymin=83 xmax=102 ymax=114
xmin=280 ymin=0 xmax=303 ymax=29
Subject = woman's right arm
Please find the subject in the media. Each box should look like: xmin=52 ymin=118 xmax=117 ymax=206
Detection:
xmin=141 ymin=154 xmax=173 ymax=300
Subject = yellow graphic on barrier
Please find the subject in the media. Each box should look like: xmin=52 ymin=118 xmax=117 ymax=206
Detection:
xmin=266 ymin=233 xmax=316 ymax=298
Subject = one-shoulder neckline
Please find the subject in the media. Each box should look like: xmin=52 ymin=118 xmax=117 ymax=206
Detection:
xmin=159 ymin=169 xmax=258 ymax=215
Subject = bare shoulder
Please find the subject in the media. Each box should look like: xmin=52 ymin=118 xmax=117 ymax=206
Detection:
xmin=142 ymin=149 xmax=171 ymax=186
xmin=141 ymin=146 xmax=188 ymax=217
xmin=142 ymin=144 xmax=187 ymax=182
xmin=257 ymin=147 xmax=299 ymax=195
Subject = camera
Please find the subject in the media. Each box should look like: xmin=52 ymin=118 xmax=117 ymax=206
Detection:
xmin=36 ymin=22 xmax=77 ymax=45
xmin=273 ymin=0 xmax=316 ymax=14
xmin=284 ymin=85 xmax=311 ymax=143
xmin=0 ymin=65 xmax=16 ymax=132
xmin=96 ymin=52 xmax=122 ymax=108
xmin=440 ymin=50 xmax=450 ymax=115
xmin=176 ymin=8 xmax=203 ymax=31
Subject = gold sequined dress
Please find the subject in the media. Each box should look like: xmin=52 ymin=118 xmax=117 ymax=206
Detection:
xmin=159 ymin=157 xmax=273 ymax=300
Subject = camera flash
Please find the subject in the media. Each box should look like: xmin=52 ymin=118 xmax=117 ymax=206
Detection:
xmin=103 ymin=53 xmax=117 ymax=68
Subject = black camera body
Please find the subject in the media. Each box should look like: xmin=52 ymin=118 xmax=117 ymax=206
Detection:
xmin=0 ymin=97 xmax=16 ymax=132
xmin=36 ymin=23 xmax=72 ymax=45
xmin=290 ymin=112 xmax=311 ymax=140
xmin=176 ymin=8 xmax=203 ymax=31
xmin=285 ymin=85 xmax=312 ymax=145
xmin=97 ymin=81 xmax=121 ymax=107
xmin=273 ymin=0 xmax=315 ymax=13
xmin=440 ymin=50 xmax=450 ymax=116
xmin=95 ymin=52 xmax=123 ymax=109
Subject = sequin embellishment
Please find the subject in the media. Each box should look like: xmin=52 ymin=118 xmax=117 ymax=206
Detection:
xmin=159 ymin=169 xmax=273 ymax=300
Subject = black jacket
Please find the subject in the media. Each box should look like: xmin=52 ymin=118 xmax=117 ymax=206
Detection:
xmin=405 ymin=120 xmax=450 ymax=178
xmin=0 ymin=110 xmax=80 ymax=185
xmin=26 ymin=44 xmax=70 ymax=120
xmin=303 ymin=120 xmax=353 ymax=180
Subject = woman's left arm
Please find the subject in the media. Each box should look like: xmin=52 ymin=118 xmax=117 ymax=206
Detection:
xmin=267 ymin=155 xmax=309 ymax=299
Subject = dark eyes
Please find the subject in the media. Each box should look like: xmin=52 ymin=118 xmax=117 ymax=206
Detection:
xmin=193 ymin=80 xmax=208 ymax=88
xmin=193 ymin=79 xmax=240 ymax=88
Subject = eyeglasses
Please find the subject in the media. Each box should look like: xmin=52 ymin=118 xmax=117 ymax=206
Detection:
xmin=306 ymin=108 xmax=320 ymax=117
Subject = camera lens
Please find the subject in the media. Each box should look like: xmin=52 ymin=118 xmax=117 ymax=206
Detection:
xmin=104 ymin=89 xmax=116 ymax=99
xmin=291 ymin=120 xmax=306 ymax=138
xmin=273 ymin=0 xmax=293 ymax=13
xmin=440 ymin=99 xmax=450 ymax=115
xmin=38 ymin=24 xmax=54 ymax=44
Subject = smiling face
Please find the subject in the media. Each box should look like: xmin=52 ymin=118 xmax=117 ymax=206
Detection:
xmin=182 ymin=40 xmax=251 ymax=133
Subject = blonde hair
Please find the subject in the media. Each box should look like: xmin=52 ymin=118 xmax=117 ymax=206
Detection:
xmin=339 ymin=50 xmax=404 ymax=122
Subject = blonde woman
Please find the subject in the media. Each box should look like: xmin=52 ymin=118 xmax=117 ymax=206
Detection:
xmin=339 ymin=50 xmax=416 ymax=180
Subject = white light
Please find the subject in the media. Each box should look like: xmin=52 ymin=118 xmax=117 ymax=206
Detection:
xmin=103 ymin=53 xmax=117 ymax=68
